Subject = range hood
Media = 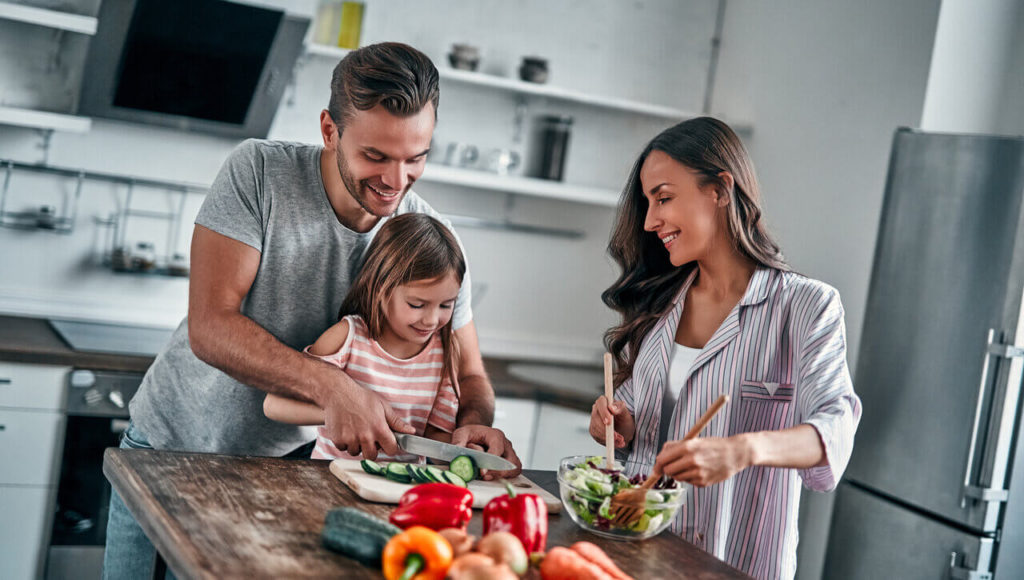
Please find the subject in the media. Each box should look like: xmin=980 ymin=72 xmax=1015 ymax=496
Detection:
xmin=79 ymin=0 xmax=309 ymax=139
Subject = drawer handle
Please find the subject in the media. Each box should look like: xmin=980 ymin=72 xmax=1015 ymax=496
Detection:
xmin=0 ymin=378 xmax=11 ymax=385
xmin=0 ymin=425 xmax=5 ymax=431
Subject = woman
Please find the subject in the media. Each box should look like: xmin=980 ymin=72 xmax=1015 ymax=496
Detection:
xmin=589 ymin=117 xmax=861 ymax=579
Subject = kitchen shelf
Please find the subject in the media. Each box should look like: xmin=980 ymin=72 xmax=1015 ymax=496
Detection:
xmin=420 ymin=163 xmax=619 ymax=207
xmin=0 ymin=106 xmax=91 ymax=133
xmin=0 ymin=1 xmax=97 ymax=35
xmin=304 ymin=43 xmax=698 ymax=121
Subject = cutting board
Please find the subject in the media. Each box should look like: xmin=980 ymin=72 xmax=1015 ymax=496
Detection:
xmin=329 ymin=459 xmax=562 ymax=513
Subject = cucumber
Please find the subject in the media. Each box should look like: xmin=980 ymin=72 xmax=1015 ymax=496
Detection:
xmin=442 ymin=470 xmax=468 ymax=487
xmin=321 ymin=506 xmax=401 ymax=566
xmin=424 ymin=466 xmax=446 ymax=483
xmin=408 ymin=465 xmax=430 ymax=483
xmin=449 ymin=455 xmax=478 ymax=483
xmin=360 ymin=459 xmax=385 ymax=477
xmin=385 ymin=462 xmax=412 ymax=484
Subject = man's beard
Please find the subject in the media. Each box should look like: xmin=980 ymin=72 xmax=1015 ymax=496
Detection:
xmin=336 ymin=147 xmax=406 ymax=218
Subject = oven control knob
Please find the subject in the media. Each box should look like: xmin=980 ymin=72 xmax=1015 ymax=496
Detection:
xmin=83 ymin=388 xmax=104 ymax=406
xmin=108 ymin=389 xmax=125 ymax=409
xmin=70 ymin=370 xmax=96 ymax=388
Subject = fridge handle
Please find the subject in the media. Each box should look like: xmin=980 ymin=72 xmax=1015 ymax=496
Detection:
xmin=961 ymin=329 xmax=996 ymax=508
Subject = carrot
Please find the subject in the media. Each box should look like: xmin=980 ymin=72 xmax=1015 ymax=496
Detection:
xmin=571 ymin=541 xmax=634 ymax=580
xmin=539 ymin=547 xmax=614 ymax=580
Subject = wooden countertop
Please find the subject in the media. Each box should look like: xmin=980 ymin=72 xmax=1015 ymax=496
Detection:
xmin=0 ymin=314 xmax=599 ymax=410
xmin=103 ymin=449 xmax=751 ymax=579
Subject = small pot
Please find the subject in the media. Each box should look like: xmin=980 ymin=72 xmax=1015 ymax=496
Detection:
xmin=449 ymin=43 xmax=480 ymax=71
xmin=519 ymin=57 xmax=548 ymax=84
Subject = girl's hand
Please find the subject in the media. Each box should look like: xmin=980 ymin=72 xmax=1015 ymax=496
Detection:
xmin=589 ymin=396 xmax=635 ymax=448
xmin=654 ymin=435 xmax=754 ymax=487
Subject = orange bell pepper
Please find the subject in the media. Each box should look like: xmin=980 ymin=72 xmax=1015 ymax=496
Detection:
xmin=382 ymin=526 xmax=454 ymax=580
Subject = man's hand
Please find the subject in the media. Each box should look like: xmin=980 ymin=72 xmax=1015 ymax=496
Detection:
xmin=450 ymin=425 xmax=522 ymax=480
xmin=320 ymin=382 xmax=415 ymax=460
xmin=589 ymin=395 xmax=635 ymax=448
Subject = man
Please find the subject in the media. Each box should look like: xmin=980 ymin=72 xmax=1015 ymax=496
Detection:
xmin=103 ymin=42 xmax=520 ymax=579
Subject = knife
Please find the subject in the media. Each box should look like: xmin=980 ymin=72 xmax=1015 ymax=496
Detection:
xmin=394 ymin=433 xmax=516 ymax=471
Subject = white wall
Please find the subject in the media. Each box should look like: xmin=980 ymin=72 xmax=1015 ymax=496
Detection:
xmin=711 ymin=1 xmax=942 ymax=578
xmin=0 ymin=0 xmax=718 ymax=362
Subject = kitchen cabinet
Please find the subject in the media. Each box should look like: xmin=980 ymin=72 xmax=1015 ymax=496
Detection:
xmin=492 ymin=396 xmax=537 ymax=468
xmin=530 ymin=402 xmax=604 ymax=471
xmin=0 ymin=361 xmax=68 ymax=580
xmin=0 ymin=486 xmax=56 ymax=580
xmin=0 ymin=1 xmax=95 ymax=133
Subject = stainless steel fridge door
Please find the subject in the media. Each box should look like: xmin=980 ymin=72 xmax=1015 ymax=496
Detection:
xmin=847 ymin=129 xmax=1024 ymax=532
xmin=824 ymin=483 xmax=994 ymax=580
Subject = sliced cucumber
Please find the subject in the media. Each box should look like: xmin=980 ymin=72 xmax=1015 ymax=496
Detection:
xmin=360 ymin=459 xmax=385 ymax=477
xmin=449 ymin=455 xmax=478 ymax=483
xmin=409 ymin=465 xmax=431 ymax=483
xmin=424 ymin=466 xmax=446 ymax=483
xmin=441 ymin=470 xmax=468 ymax=487
xmin=385 ymin=462 xmax=412 ymax=484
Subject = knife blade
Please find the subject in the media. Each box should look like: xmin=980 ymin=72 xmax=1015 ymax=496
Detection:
xmin=394 ymin=433 xmax=516 ymax=471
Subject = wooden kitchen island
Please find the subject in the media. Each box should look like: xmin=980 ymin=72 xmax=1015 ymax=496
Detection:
xmin=103 ymin=448 xmax=752 ymax=579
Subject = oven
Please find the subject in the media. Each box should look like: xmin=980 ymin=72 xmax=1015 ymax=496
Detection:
xmin=46 ymin=370 xmax=143 ymax=580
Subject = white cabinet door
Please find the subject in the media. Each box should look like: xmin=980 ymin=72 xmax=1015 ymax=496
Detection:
xmin=531 ymin=403 xmax=605 ymax=471
xmin=0 ymin=362 xmax=67 ymax=411
xmin=492 ymin=397 xmax=537 ymax=469
xmin=0 ymin=409 xmax=65 ymax=486
xmin=0 ymin=485 xmax=54 ymax=580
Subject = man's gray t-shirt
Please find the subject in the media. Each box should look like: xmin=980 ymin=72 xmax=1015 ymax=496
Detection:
xmin=129 ymin=139 xmax=473 ymax=456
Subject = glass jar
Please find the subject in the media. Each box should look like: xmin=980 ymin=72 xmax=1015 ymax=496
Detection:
xmin=131 ymin=242 xmax=157 ymax=272
xmin=535 ymin=115 xmax=573 ymax=181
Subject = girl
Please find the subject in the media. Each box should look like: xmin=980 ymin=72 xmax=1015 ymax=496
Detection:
xmin=265 ymin=213 xmax=464 ymax=460
xmin=589 ymin=117 xmax=861 ymax=579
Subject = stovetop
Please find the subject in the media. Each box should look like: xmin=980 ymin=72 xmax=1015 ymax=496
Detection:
xmin=49 ymin=319 xmax=175 ymax=358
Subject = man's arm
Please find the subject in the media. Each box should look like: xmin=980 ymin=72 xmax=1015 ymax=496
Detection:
xmin=187 ymin=225 xmax=413 ymax=458
xmin=452 ymin=322 xmax=494 ymax=427
xmin=450 ymin=322 xmax=522 ymax=478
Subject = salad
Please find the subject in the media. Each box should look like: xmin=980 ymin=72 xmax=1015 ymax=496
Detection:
xmin=559 ymin=456 xmax=683 ymax=534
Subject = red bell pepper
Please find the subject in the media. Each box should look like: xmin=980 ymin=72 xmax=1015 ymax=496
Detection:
xmin=483 ymin=481 xmax=548 ymax=555
xmin=389 ymin=483 xmax=474 ymax=531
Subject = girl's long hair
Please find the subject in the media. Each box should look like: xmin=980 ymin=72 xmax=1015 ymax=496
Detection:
xmin=602 ymin=117 xmax=789 ymax=386
xmin=341 ymin=213 xmax=465 ymax=392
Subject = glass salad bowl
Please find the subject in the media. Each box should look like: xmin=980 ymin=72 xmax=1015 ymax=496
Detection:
xmin=557 ymin=455 xmax=686 ymax=541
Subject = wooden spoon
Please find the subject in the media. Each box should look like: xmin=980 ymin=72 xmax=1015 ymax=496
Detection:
xmin=609 ymin=393 xmax=730 ymax=528
xmin=603 ymin=352 xmax=615 ymax=470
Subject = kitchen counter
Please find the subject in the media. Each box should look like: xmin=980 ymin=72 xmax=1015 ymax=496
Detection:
xmin=0 ymin=315 xmax=154 ymax=372
xmin=104 ymin=448 xmax=752 ymax=579
xmin=0 ymin=314 xmax=601 ymax=410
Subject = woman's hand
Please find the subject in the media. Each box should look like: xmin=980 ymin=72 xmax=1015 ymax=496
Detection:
xmin=589 ymin=396 xmax=636 ymax=448
xmin=654 ymin=435 xmax=754 ymax=487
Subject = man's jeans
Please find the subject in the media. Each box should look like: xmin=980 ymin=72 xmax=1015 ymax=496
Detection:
xmin=102 ymin=424 xmax=315 ymax=580
xmin=101 ymin=422 xmax=173 ymax=580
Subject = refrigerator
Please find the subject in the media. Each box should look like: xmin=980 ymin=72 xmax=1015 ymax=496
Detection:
xmin=823 ymin=128 xmax=1024 ymax=579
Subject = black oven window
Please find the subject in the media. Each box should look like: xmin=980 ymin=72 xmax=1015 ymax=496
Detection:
xmin=51 ymin=417 xmax=124 ymax=546
xmin=113 ymin=0 xmax=283 ymax=124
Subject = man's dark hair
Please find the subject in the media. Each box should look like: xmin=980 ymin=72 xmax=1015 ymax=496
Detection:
xmin=328 ymin=42 xmax=440 ymax=131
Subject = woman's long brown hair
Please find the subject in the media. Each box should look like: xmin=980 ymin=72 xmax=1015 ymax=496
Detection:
xmin=340 ymin=213 xmax=465 ymax=392
xmin=602 ymin=117 xmax=789 ymax=386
